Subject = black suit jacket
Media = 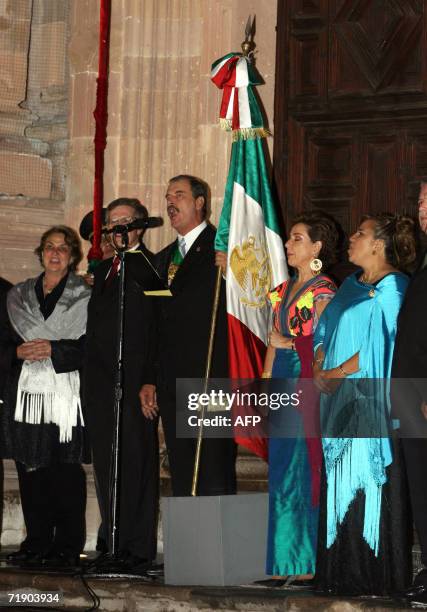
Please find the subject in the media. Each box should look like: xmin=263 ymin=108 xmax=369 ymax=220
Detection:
xmin=153 ymin=224 xmax=228 ymax=393
xmin=391 ymin=262 xmax=427 ymax=435
xmin=84 ymin=246 xmax=157 ymax=410
xmin=152 ymin=226 xmax=237 ymax=496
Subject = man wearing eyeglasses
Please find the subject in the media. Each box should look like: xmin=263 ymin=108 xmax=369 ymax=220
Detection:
xmin=84 ymin=198 xmax=159 ymax=575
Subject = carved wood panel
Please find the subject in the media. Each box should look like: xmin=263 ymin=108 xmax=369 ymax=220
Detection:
xmin=274 ymin=0 xmax=427 ymax=244
xmin=330 ymin=0 xmax=424 ymax=96
xmin=285 ymin=123 xmax=421 ymax=233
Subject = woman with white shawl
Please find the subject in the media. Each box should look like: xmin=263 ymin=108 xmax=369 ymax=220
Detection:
xmin=0 ymin=226 xmax=90 ymax=568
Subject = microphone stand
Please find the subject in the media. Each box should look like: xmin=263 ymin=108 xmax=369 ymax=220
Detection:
xmin=110 ymin=233 xmax=128 ymax=558
xmin=89 ymin=229 xmax=131 ymax=576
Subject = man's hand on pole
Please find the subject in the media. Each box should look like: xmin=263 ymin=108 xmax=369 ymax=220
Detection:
xmin=215 ymin=250 xmax=227 ymax=275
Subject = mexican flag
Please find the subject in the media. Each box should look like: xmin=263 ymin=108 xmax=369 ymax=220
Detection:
xmin=212 ymin=53 xmax=288 ymax=459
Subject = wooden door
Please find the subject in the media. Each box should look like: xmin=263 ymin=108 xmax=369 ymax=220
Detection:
xmin=273 ymin=0 xmax=427 ymax=239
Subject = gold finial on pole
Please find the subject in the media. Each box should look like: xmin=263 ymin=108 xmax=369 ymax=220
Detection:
xmin=241 ymin=15 xmax=255 ymax=58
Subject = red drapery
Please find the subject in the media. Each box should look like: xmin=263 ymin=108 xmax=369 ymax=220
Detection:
xmin=88 ymin=0 xmax=111 ymax=262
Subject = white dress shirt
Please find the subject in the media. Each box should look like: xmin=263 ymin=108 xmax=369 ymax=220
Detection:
xmin=177 ymin=221 xmax=207 ymax=257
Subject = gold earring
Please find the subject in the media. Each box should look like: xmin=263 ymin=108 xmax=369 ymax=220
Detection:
xmin=310 ymin=258 xmax=322 ymax=275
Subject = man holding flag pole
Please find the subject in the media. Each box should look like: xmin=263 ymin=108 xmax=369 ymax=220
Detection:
xmin=142 ymin=23 xmax=288 ymax=492
xmin=139 ymin=174 xmax=237 ymax=497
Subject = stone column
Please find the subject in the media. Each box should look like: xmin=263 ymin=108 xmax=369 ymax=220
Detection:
xmin=64 ymin=0 xmax=99 ymax=243
xmin=0 ymin=0 xmax=69 ymax=283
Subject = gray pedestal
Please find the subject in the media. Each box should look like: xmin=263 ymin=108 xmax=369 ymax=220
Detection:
xmin=162 ymin=493 xmax=269 ymax=586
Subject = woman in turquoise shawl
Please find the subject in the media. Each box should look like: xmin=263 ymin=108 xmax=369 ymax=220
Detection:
xmin=313 ymin=213 xmax=417 ymax=595
xmin=263 ymin=212 xmax=338 ymax=585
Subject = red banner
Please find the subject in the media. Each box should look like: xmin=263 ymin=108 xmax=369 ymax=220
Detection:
xmin=88 ymin=0 xmax=111 ymax=262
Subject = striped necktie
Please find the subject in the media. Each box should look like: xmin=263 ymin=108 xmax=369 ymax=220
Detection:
xmin=178 ymin=236 xmax=187 ymax=258
xmin=105 ymin=255 xmax=120 ymax=286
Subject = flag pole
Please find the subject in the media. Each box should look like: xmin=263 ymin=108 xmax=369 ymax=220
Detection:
xmin=191 ymin=18 xmax=256 ymax=496
xmin=191 ymin=266 xmax=223 ymax=496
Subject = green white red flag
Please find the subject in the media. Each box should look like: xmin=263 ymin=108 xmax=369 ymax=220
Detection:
xmin=212 ymin=52 xmax=288 ymax=460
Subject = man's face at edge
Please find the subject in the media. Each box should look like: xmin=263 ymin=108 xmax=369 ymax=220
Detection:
xmin=418 ymin=182 xmax=427 ymax=235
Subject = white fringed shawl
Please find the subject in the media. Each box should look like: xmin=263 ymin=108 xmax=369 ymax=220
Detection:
xmin=7 ymin=273 xmax=90 ymax=443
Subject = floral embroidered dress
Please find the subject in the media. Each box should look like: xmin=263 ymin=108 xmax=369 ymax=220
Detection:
xmin=266 ymin=274 xmax=336 ymax=576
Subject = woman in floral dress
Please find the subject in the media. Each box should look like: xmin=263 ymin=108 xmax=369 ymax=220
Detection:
xmin=263 ymin=212 xmax=338 ymax=585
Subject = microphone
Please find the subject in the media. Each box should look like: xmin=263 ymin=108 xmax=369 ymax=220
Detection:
xmin=103 ymin=217 xmax=163 ymax=234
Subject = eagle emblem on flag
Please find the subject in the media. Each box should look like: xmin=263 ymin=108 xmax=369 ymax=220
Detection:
xmin=229 ymin=235 xmax=271 ymax=308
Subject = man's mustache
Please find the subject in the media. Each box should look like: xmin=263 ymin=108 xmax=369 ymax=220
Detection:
xmin=167 ymin=205 xmax=179 ymax=215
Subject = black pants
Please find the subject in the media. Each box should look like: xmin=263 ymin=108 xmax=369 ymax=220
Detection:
xmin=402 ymin=438 xmax=427 ymax=570
xmin=88 ymin=407 xmax=159 ymax=560
xmin=16 ymin=462 xmax=86 ymax=555
xmin=158 ymin=388 xmax=237 ymax=497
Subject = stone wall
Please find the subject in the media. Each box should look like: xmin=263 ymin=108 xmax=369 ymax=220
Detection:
xmin=65 ymin=0 xmax=278 ymax=259
xmin=0 ymin=0 xmax=69 ymax=283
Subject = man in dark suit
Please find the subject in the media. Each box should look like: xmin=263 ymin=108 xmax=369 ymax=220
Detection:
xmin=140 ymin=175 xmax=236 ymax=497
xmin=392 ymin=181 xmax=427 ymax=604
xmin=84 ymin=198 xmax=159 ymax=573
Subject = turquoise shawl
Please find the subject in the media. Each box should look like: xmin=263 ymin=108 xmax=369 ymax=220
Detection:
xmin=314 ymin=272 xmax=409 ymax=555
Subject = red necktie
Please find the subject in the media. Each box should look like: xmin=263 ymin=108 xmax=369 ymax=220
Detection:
xmin=105 ymin=255 xmax=120 ymax=286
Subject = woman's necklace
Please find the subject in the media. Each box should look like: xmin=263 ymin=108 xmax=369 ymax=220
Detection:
xmin=360 ymin=268 xmax=394 ymax=285
xmin=43 ymin=278 xmax=56 ymax=295
xmin=359 ymin=273 xmax=371 ymax=284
